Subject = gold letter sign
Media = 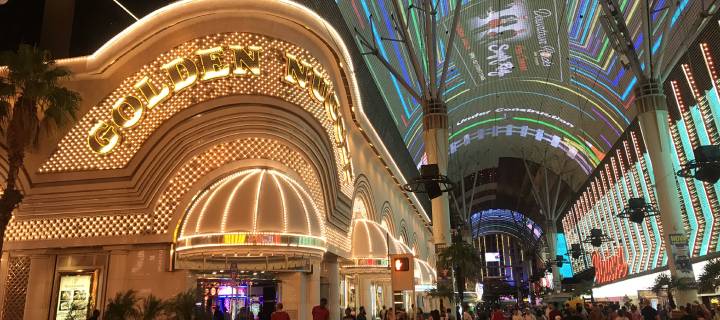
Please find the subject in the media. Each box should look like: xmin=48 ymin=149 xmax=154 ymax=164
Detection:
xmin=87 ymin=40 xmax=352 ymax=181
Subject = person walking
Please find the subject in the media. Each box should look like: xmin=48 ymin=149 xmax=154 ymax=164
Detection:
xmin=313 ymin=298 xmax=330 ymax=320
xmin=271 ymin=303 xmax=291 ymax=320
xmin=344 ymin=307 xmax=357 ymax=320
xmin=357 ymin=306 xmax=368 ymax=320
xmin=87 ymin=309 xmax=101 ymax=320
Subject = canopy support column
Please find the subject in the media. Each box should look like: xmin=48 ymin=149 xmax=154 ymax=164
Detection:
xmin=635 ymin=80 xmax=698 ymax=304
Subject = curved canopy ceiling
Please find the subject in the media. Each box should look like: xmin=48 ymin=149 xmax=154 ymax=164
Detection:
xmin=338 ymin=0 xmax=700 ymax=188
xmin=470 ymin=209 xmax=544 ymax=248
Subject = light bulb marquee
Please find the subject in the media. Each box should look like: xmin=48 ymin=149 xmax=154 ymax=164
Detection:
xmin=42 ymin=33 xmax=353 ymax=189
xmin=562 ymin=16 xmax=720 ymax=278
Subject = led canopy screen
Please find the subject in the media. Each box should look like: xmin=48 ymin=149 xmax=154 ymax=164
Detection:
xmin=562 ymin=10 xmax=720 ymax=277
xmin=338 ymin=0 xmax=680 ymax=181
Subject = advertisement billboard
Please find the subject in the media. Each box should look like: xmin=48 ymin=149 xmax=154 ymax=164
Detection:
xmin=55 ymin=272 xmax=96 ymax=320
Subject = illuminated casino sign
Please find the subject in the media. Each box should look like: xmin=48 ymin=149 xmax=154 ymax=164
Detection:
xmin=86 ymin=42 xmax=351 ymax=179
xmin=592 ymin=248 xmax=628 ymax=284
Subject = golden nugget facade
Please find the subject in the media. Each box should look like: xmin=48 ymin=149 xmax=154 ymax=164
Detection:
xmin=0 ymin=1 xmax=436 ymax=319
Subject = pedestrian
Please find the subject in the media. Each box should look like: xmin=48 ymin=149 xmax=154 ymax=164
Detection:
xmin=271 ymin=303 xmax=291 ymax=320
xmin=388 ymin=308 xmax=396 ymax=320
xmin=431 ymin=310 xmax=441 ymax=320
xmin=524 ymin=308 xmax=537 ymax=320
xmin=87 ymin=309 xmax=101 ymax=320
xmin=312 ymin=298 xmax=330 ymax=320
xmin=358 ymin=306 xmax=367 ymax=320
xmin=344 ymin=307 xmax=356 ymax=320
xmin=462 ymin=305 xmax=473 ymax=320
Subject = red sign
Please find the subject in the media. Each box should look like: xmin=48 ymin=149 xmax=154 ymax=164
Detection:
xmin=592 ymin=248 xmax=628 ymax=284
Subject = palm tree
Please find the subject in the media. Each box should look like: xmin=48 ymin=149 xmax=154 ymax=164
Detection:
xmin=0 ymin=44 xmax=80 ymax=251
xmin=438 ymin=233 xmax=482 ymax=313
xmin=650 ymin=273 xmax=696 ymax=309
xmin=165 ymin=289 xmax=204 ymax=320
xmin=698 ymin=258 xmax=720 ymax=294
xmin=105 ymin=290 xmax=140 ymax=320
xmin=139 ymin=294 xmax=166 ymax=320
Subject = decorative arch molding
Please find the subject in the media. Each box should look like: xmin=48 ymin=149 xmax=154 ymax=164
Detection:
xmin=398 ymin=219 xmax=409 ymax=245
xmin=5 ymin=102 xmax=352 ymax=251
xmin=410 ymin=233 xmax=418 ymax=256
xmin=379 ymin=201 xmax=395 ymax=237
xmin=351 ymin=174 xmax=376 ymax=222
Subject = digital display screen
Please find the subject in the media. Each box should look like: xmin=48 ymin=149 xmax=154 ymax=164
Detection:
xmin=485 ymin=252 xmax=500 ymax=262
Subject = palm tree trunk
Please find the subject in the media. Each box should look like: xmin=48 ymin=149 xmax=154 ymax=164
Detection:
xmin=668 ymin=290 xmax=676 ymax=310
xmin=0 ymin=99 xmax=31 ymax=254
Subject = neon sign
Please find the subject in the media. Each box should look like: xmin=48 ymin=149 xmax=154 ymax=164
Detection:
xmin=86 ymin=42 xmax=352 ymax=180
xmin=592 ymin=248 xmax=628 ymax=284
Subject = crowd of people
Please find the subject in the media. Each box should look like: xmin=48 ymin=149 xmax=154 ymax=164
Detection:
xmin=462 ymin=300 xmax=720 ymax=320
xmin=272 ymin=299 xmax=720 ymax=320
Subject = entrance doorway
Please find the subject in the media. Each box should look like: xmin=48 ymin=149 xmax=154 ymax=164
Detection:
xmin=198 ymin=276 xmax=279 ymax=320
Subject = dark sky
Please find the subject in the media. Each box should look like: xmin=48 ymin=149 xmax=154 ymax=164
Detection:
xmin=0 ymin=0 xmax=45 ymax=51
xmin=0 ymin=0 xmax=172 ymax=56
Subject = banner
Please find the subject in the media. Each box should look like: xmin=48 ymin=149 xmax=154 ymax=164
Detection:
xmin=668 ymin=233 xmax=694 ymax=280
xmin=55 ymin=272 xmax=95 ymax=320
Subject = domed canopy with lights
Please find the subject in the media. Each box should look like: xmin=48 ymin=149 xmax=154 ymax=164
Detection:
xmin=176 ymin=168 xmax=326 ymax=254
xmin=350 ymin=219 xmax=390 ymax=260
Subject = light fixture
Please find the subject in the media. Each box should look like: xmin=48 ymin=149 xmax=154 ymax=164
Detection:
xmin=402 ymin=164 xmax=454 ymax=199
xmin=568 ymin=243 xmax=584 ymax=259
xmin=616 ymin=197 xmax=659 ymax=224
xmin=582 ymin=228 xmax=612 ymax=247
xmin=678 ymin=145 xmax=720 ymax=183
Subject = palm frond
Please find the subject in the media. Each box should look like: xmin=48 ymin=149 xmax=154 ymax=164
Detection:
xmin=105 ymin=289 xmax=140 ymax=320
xmin=0 ymin=80 xmax=14 ymax=98
xmin=698 ymin=258 xmax=720 ymax=293
xmin=42 ymin=86 xmax=80 ymax=125
xmin=139 ymin=294 xmax=166 ymax=320
xmin=0 ymin=100 xmax=11 ymax=129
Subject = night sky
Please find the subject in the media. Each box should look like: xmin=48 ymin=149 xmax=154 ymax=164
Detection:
xmin=0 ymin=0 xmax=172 ymax=56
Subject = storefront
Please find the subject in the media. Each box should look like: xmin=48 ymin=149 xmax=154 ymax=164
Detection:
xmin=0 ymin=1 xmax=435 ymax=319
xmin=341 ymin=219 xmax=437 ymax=318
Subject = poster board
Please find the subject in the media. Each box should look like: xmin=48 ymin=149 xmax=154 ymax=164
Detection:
xmin=55 ymin=271 xmax=97 ymax=320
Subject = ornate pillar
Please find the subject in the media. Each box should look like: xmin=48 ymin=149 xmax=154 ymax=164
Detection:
xmin=309 ymin=261 xmax=321 ymax=314
xmin=24 ymin=254 xmax=55 ymax=319
xmin=635 ymin=80 xmax=698 ymax=304
xmin=325 ymin=257 xmax=340 ymax=320
xmin=105 ymin=249 xmax=129 ymax=298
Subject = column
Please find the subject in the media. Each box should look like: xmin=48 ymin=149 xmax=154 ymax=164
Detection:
xmin=280 ymin=272 xmax=308 ymax=320
xmin=358 ymin=276 xmax=373 ymax=313
xmin=0 ymin=252 xmax=9 ymax=313
xmin=309 ymin=261 xmax=321 ymax=315
xmin=383 ymin=282 xmax=393 ymax=312
xmin=105 ymin=249 xmax=129 ymax=299
xmin=24 ymin=254 xmax=56 ymax=319
xmin=423 ymin=100 xmax=451 ymax=247
xmin=545 ymin=221 xmax=561 ymax=294
xmin=326 ymin=258 xmax=340 ymax=320
xmin=635 ymin=80 xmax=698 ymax=304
